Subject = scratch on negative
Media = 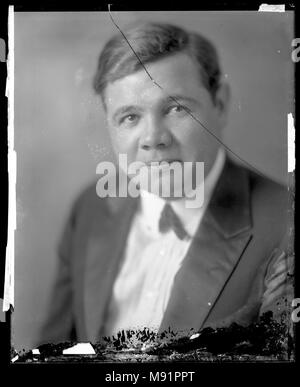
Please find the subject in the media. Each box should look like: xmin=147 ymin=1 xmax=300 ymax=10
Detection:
xmin=106 ymin=5 xmax=269 ymax=178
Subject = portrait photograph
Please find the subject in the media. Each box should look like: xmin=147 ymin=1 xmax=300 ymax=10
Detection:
xmin=7 ymin=7 xmax=295 ymax=364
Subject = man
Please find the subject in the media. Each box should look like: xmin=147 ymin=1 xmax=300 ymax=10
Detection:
xmin=38 ymin=22 xmax=293 ymax=344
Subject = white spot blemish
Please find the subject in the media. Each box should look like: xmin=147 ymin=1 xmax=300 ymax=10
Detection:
xmin=288 ymin=113 xmax=295 ymax=172
xmin=258 ymin=4 xmax=285 ymax=12
xmin=11 ymin=355 xmax=19 ymax=363
xmin=62 ymin=343 xmax=96 ymax=355
xmin=190 ymin=333 xmax=200 ymax=340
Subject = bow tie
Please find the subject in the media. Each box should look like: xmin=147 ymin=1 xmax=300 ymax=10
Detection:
xmin=158 ymin=203 xmax=189 ymax=240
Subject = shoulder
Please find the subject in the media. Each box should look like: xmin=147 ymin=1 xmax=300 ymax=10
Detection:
xmin=247 ymin=166 xmax=288 ymax=216
xmin=244 ymin=162 xmax=289 ymax=241
xmin=71 ymin=180 xmax=109 ymax=219
xmin=221 ymin=156 xmax=289 ymax=245
xmin=70 ymin=179 xmax=138 ymax=224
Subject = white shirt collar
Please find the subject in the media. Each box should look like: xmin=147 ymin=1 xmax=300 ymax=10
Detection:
xmin=140 ymin=148 xmax=226 ymax=237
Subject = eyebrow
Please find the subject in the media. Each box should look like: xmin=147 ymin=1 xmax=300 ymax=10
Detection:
xmin=165 ymin=95 xmax=199 ymax=107
xmin=111 ymin=95 xmax=199 ymax=123
xmin=112 ymin=105 xmax=141 ymax=123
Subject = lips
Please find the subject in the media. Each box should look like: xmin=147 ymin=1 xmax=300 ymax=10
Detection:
xmin=144 ymin=159 xmax=182 ymax=166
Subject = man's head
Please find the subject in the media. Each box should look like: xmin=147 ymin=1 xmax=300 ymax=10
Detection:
xmin=94 ymin=22 xmax=222 ymax=104
xmin=93 ymin=22 xmax=230 ymax=198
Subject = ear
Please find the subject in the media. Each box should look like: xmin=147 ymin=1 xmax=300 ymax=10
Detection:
xmin=214 ymin=82 xmax=231 ymax=125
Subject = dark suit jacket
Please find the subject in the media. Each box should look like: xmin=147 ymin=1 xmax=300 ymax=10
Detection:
xmin=38 ymin=156 xmax=293 ymax=344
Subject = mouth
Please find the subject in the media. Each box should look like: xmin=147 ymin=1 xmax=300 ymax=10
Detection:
xmin=144 ymin=159 xmax=182 ymax=167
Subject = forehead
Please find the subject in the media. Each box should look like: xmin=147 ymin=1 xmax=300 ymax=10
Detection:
xmin=104 ymin=53 xmax=207 ymax=112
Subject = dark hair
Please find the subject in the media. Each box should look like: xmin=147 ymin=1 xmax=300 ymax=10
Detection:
xmin=93 ymin=22 xmax=221 ymax=103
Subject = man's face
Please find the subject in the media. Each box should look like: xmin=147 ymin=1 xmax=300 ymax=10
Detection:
xmin=104 ymin=52 xmax=229 ymax=197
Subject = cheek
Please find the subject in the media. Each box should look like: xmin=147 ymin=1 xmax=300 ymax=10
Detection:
xmin=174 ymin=123 xmax=206 ymax=151
xmin=185 ymin=110 xmax=221 ymax=144
xmin=109 ymin=128 xmax=138 ymax=158
xmin=176 ymin=124 xmax=219 ymax=161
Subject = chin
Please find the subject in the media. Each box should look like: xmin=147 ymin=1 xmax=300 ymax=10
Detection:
xmin=147 ymin=176 xmax=185 ymax=200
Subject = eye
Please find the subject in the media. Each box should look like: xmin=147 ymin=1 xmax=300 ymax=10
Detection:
xmin=120 ymin=114 xmax=139 ymax=125
xmin=167 ymin=104 xmax=188 ymax=115
xmin=173 ymin=105 xmax=184 ymax=112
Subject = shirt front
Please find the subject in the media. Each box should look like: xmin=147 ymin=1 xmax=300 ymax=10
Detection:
xmin=103 ymin=149 xmax=226 ymax=336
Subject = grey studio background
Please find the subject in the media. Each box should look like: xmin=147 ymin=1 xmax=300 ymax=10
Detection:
xmin=13 ymin=11 xmax=294 ymax=351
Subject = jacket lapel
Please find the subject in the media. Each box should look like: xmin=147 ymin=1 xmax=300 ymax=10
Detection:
xmin=83 ymin=158 xmax=254 ymax=340
xmin=159 ymin=158 xmax=253 ymax=334
xmin=83 ymin=195 xmax=138 ymax=342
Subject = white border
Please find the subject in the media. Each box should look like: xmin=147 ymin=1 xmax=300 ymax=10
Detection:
xmin=288 ymin=113 xmax=295 ymax=173
xmin=3 ymin=5 xmax=15 ymax=312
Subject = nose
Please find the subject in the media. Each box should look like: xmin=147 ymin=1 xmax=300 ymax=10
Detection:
xmin=139 ymin=116 xmax=173 ymax=151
